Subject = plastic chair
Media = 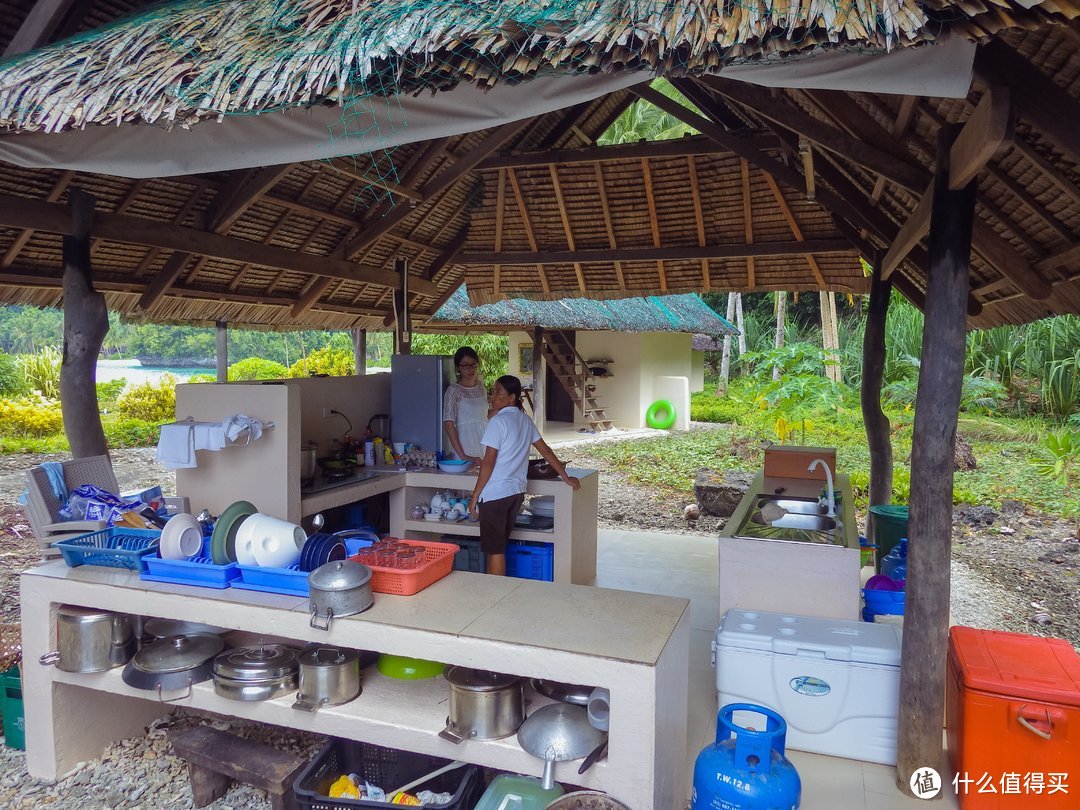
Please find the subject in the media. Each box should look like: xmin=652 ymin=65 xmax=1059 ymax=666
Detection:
xmin=23 ymin=455 xmax=118 ymax=558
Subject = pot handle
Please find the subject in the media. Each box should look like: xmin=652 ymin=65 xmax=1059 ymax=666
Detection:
xmin=157 ymin=678 xmax=192 ymax=703
xmin=293 ymin=694 xmax=328 ymax=713
xmin=540 ymin=754 xmax=557 ymax=791
xmin=438 ymin=722 xmax=472 ymax=745
xmin=309 ymin=606 xmax=333 ymax=631
xmin=39 ymin=650 xmax=61 ymax=666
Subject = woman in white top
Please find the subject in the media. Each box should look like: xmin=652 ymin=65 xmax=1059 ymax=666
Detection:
xmin=469 ymin=375 xmax=579 ymax=576
xmin=442 ymin=346 xmax=489 ymax=464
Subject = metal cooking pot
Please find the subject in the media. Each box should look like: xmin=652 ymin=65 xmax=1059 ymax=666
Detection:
xmin=300 ymin=442 xmax=319 ymax=481
xmin=518 ymin=703 xmax=605 ymax=790
xmin=213 ymin=643 xmax=300 ymax=701
xmin=39 ymin=605 xmax=136 ymax=673
xmin=122 ymin=633 xmax=224 ymax=700
xmin=293 ymin=645 xmax=361 ymax=712
xmin=308 ymin=559 xmax=374 ymax=631
xmin=439 ymin=666 xmax=524 ymax=744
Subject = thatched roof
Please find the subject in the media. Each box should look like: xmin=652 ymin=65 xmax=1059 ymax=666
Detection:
xmin=0 ymin=0 xmax=1076 ymax=333
xmin=428 ymin=285 xmax=737 ymax=336
xmin=1 ymin=0 xmax=1067 ymax=134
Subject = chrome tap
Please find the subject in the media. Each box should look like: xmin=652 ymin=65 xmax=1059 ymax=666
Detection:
xmin=807 ymin=458 xmax=836 ymax=518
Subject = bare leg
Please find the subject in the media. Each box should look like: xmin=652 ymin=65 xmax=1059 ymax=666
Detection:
xmin=487 ymin=553 xmax=506 ymax=576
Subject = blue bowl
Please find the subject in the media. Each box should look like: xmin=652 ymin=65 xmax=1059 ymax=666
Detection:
xmin=863 ymin=588 xmax=906 ymax=615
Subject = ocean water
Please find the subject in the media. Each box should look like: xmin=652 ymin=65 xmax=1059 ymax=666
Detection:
xmin=96 ymin=358 xmax=208 ymax=387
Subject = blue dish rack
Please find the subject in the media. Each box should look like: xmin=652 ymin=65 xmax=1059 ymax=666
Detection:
xmin=52 ymin=528 xmax=160 ymax=571
xmin=141 ymin=556 xmax=239 ymax=589
xmin=233 ymin=565 xmax=309 ymax=596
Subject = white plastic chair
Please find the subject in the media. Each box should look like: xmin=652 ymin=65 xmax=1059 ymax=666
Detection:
xmin=23 ymin=455 xmax=118 ymax=558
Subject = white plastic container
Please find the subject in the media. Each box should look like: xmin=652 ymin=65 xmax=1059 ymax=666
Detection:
xmin=713 ymin=608 xmax=902 ymax=764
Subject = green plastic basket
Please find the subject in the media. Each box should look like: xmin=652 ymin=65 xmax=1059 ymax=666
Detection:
xmin=1 ymin=666 xmax=24 ymax=750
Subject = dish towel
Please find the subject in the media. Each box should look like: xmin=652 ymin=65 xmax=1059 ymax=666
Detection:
xmin=222 ymin=414 xmax=264 ymax=445
xmin=156 ymin=423 xmax=196 ymax=469
xmin=193 ymin=422 xmax=227 ymax=452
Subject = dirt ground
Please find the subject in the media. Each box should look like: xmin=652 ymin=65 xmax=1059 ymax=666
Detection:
xmin=0 ymin=444 xmax=1077 ymax=651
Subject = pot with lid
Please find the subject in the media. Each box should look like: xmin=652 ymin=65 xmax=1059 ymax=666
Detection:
xmin=439 ymin=666 xmax=524 ymax=744
xmin=213 ymin=643 xmax=301 ymax=701
xmin=40 ymin=605 xmax=136 ymax=673
xmin=308 ymin=559 xmax=374 ymax=630
xmin=122 ymin=633 xmax=224 ymax=699
xmin=293 ymin=645 xmax=362 ymax=712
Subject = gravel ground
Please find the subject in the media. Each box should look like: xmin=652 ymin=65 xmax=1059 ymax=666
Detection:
xmin=0 ymin=435 xmax=1074 ymax=807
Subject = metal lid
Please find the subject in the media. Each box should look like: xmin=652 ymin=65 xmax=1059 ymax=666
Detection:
xmin=299 ymin=645 xmax=360 ymax=668
xmin=132 ymin=634 xmax=225 ymax=674
xmin=308 ymin=559 xmax=372 ymax=591
xmin=57 ymin=604 xmax=125 ymax=624
xmin=445 ymin=666 xmax=521 ymax=691
xmin=213 ymin=644 xmax=301 ymax=681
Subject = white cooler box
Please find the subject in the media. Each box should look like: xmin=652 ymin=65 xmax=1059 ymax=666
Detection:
xmin=713 ymin=609 xmax=902 ymax=765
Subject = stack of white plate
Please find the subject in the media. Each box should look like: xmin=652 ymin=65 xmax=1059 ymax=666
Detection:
xmin=528 ymin=495 xmax=555 ymax=518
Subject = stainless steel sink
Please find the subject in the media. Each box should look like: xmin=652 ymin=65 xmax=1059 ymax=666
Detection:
xmin=754 ymin=497 xmax=826 ymax=516
xmin=749 ymin=512 xmax=836 ymax=531
xmin=736 ymin=494 xmax=841 ymax=544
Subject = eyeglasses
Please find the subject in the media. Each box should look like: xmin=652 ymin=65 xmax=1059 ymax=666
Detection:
xmin=458 ymin=362 xmax=478 ymax=369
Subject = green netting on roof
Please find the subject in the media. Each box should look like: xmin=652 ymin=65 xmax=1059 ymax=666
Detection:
xmin=431 ymin=285 xmax=737 ymax=336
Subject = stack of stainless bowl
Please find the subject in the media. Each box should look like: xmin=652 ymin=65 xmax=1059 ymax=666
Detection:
xmin=212 ymin=643 xmax=301 ymax=701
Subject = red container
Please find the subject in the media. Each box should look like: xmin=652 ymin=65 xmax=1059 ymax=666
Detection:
xmin=947 ymin=626 xmax=1080 ymax=808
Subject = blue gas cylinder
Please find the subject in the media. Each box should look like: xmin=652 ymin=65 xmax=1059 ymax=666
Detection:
xmin=691 ymin=703 xmax=801 ymax=810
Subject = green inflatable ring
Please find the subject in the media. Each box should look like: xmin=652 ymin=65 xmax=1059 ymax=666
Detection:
xmin=645 ymin=399 xmax=677 ymax=430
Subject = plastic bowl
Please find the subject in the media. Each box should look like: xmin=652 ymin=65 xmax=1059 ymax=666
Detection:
xmin=863 ymin=589 xmax=906 ymax=615
xmin=376 ymin=654 xmax=445 ymax=680
xmin=438 ymin=460 xmax=472 ymax=474
xmin=865 ymin=574 xmax=902 ymax=592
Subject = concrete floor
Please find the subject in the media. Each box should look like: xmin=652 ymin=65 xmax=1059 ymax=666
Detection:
xmin=595 ymin=527 xmax=960 ymax=810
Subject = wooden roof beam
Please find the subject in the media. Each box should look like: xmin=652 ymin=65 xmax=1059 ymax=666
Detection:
xmin=640 ymin=159 xmax=667 ymax=291
xmin=548 ymin=166 xmax=587 ymax=292
xmin=4 ymin=0 xmax=78 ymax=57
xmin=2 ymin=169 xmax=74 ymax=268
xmin=494 ymin=168 xmax=507 ymax=296
xmin=948 ymin=88 xmax=1012 ymax=190
xmin=740 ymin=159 xmax=756 ymax=287
xmin=458 ymin=240 xmax=854 ymax=265
xmin=291 ymin=277 xmax=335 ymax=319
xmin=593 ymin=163 xmax=626 ymax=292
xmin=0 ymin=194 xmax=438 ymax=297
xmin=506 ymin=168 xmax=551 ymax=294
xmin=1036 ymin=242 xmax=1080 ymax=274
xmin=762 ymin=172 xmax=827 ymax=289
xmin=1008 ymin=138 xmax=1080 ymax=206
xmin=974 ymin=40 xmax=1080 ymax=162
xmin=687 ymin=155 xmax=710 ymax=290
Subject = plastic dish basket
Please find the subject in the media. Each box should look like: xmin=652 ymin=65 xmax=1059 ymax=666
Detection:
xmin=52 ymin=527 xmax=160 ymax=571
xmin=362 ymin=539 xmax=458 ymax=596
xmin=293 ymin=739 xmax=480 ymax=810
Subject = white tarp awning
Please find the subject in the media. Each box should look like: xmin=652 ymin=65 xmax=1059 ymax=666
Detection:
xmin=0 ymin=38 xmax=974 ymax=178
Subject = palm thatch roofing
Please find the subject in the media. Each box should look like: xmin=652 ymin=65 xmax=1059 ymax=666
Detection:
xmin=428 ymin=285 xmax=737 ymax=336
xmin=0 ymin=0 xmax=1076 ymax=332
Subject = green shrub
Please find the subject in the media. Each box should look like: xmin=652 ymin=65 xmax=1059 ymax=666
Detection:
xmin=18 ymin=346 xmax=61 ymax=398
xmin=228 ymin=357 xmax=289 ymax=381
xmin=0 ymin=394 xmax=64 ymax=436
xmin=0 ymin=352 xmax=27 ymax=396
xmin=96 ymin=378 xmax=127 ymax=410
xmin=289 ymin=347 xmax=354 ymax=377
xmin=116 ymin=375 xmax=177 ymax=423
xmin=691 ymin=391 xmax=751 ymax=423
xmin=104 ymin=417 xmax=160 ymax=448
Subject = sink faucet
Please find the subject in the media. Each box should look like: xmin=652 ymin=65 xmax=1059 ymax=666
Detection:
xmin=807 ymin=458 xmax=836 ymax=518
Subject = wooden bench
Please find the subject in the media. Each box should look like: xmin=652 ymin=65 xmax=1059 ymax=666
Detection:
xmin=167 ymin=725 xmax=308 ymax=810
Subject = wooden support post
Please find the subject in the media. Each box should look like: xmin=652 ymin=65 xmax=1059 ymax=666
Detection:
xmin=60 ymin=187 xmax=109 ymax=459
xmin=353 ymin=328 xmax=367 ymax=375
xmin=393 ymin=258 xmax=411 ymax=355
xmin=861 ymin=260 xmax=894 ymax=528
xmin=897 ymin=125 xmax=976 ymax=796
xmin=532 ymin=327 xmax=545 ymax=432
xmin=215 ymin=321 xmax=228 ymax=383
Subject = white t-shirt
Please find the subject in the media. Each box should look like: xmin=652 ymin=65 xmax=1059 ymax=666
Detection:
xmin=443 ymin=381 xmax=488 ymax=458
xmin=477 ymin=406 xmax=541 ymax=503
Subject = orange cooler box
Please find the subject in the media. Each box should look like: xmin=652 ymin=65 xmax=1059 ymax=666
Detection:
xmin=947 ymin=626 xmax=1080 ymax=808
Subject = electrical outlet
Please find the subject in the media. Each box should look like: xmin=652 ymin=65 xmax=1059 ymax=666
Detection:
xmin=322 ymin=407 xmax=332 ymax=418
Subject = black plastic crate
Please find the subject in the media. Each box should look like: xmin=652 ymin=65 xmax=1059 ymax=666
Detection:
xmin=293 ymin=739 xmax=481 ymax=809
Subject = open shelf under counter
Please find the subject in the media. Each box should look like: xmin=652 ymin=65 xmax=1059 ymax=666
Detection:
xmin=401 ymin=519 xmax=554 ymax=541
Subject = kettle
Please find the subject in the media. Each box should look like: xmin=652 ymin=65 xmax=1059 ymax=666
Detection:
xmin=368 ymin=413 xmax=391 ymax=440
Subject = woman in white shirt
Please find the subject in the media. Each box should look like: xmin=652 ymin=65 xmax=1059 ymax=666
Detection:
xmin=442 ymin=346 xmax=489 ymax=464
xmin=469 ymin=375 xmax=579 ymax=575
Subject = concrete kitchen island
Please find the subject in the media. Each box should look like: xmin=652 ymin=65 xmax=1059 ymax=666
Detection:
xmin=21 ymin=561 xmax=690 ymax=809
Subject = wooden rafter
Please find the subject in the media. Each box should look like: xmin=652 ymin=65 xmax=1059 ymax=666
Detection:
xmin=3 ymin=0 xmax=78 ymax=57
xmin=548 ymin=166 xmax=587 ymax=292
xmin=881 ymin=181 xmax=935 ymax=279
xmin=1008 ymin=138 xmax=1080 ymax=206
xmin=871 ymin=96 xmax=919 ymax=205
xmin=494 ymin=168 xmax=507 ymax=296
xmin=762 ymin=172 xmax=827 ymax=289
xmin=686 ymin=155 xmax=710 ymax=290
xmin=457 ymin=239 xmax=853 ymax=266
xmin=593 ymin=163 xmax=626 ymax=292
xmin=324 ymin=159 xmax=424 ymax=202
xmin=2 ymin=169 xmax=74 ymax=268
xmin=948 ymin=88 xmax=1012 ymax=191
xmin=740 ymin=159 xmax=755 ymax=288
xmin=640 ymin=158 xmax=666 ymax=291
xmin=505 ymin=169 xmax=550 ymax=294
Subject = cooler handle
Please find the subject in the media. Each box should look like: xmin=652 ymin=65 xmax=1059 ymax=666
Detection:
xmin=1016 ymin=704 xmax=1062 ymax=741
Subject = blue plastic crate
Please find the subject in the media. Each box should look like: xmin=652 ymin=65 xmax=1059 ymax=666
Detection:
xmin=52 ymin=527 xmax=160 ymax=571
xmin=233 ymin=564 xmax=308 ymax=596
xmin=446 ymin=535 xmax=485 ymax=573
xmin=141 ymin=554 xmax=239 ymax=589
xmin=506 ymin=541 xmax=553 ymax=581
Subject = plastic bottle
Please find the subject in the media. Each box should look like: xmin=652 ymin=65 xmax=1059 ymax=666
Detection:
xmin=363 ymin=440 xmax=375 ymax=467
xmin=881 ymin=537 xmax=908 ymax=586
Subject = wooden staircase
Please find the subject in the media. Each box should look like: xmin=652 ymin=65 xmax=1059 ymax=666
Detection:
xmin=540 ymin=330 xmax=614 ymax=432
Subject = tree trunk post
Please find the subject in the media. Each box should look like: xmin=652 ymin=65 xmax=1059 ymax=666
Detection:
xmin=861 ymin=260 xmax=894 ymax=528
xmin=717 ymin=292 xmax=736 ymax=394
xmin=531 ymin=327 xmax=545 ymax=431
xmin=773 ymin=291 xmax=786 ymax=381
xmin=735 ymin=293 xmax=746 ymax=356
xmin=215 ymin=321 xmax=228 ymax=382
xmin=60 ymin=188 xmax=109 ymax=459
xmin=896 ymin=123 xmax=976 ymax=797
xmin=352 ymin=328 xmax=367 ymax=375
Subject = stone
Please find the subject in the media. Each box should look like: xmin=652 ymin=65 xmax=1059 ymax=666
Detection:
xmin=694 ymin=470 xmax=755 ymax=517
xmin=954 ymin=434 xmax=977 ymax=471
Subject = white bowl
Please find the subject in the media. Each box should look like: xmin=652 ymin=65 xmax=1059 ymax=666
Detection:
xmin=160 ymin=513 xmax=203 ymax=560
xmin=245 ymin=513 xmax=304 ymax=568
xmin=423 ymin=512 xmax=443 ymax=521
xmin=233 ymin=514 xmax=259 ymax=566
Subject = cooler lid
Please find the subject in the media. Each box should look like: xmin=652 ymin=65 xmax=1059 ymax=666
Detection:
xmin=717 ymin=609 xmax=902 ymax=667
xmin=949 ymin=626 xmax=1080 ymax=707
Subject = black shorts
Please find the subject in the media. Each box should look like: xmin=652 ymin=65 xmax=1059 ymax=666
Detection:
xmin=478 ymin=492 xmax=525 ymax=555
